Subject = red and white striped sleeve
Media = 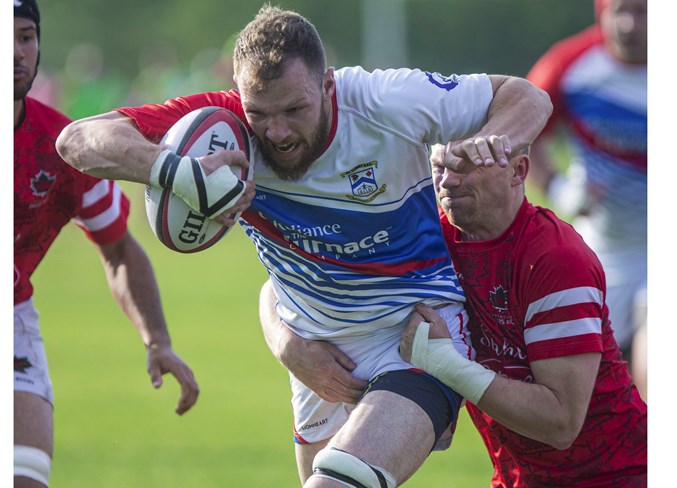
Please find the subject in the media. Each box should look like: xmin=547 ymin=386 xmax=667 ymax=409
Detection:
xmin=73 ymin=179 xmax=130 ymax=244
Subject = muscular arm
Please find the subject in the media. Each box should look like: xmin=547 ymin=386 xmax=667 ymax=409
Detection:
xmin=259 ymin=280 xmax=368 ymax=404
xmin=401 ymin=304 xmax=598 ymax=449
xmin=476 ymin=353 xmax=599 ymax=449
xmin=56 ymin=111 xmax=162 ymax=183
xmin=443 ymin=75 xmax=553 ymax=171
xmin=96 ymin=230 xmax=199 ymax=415
xmin=56 ymin=111 xmax=255 ymax=224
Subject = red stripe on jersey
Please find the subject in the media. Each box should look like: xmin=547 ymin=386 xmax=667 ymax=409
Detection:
xmin=243 ymin=209 xmax=447 ymax=276
xmin=79 ymin=181 xmax=116 ymax=218
xmin=528 ymin=301 xmax=603 ymax=330
xmin=81 ymin=193 xmax=130 ymax=245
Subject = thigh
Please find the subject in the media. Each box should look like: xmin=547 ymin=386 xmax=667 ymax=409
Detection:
xmin=14 ymin=392 xmax=53 ymax=455
xmin=328 ymin=390 xmax=434 ymax=484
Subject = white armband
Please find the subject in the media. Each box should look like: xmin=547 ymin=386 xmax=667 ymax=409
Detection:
xmin=150 ymin=149 xmax=245 ymax=218
xmin=411 ymin=322 xmax=496 ymax=404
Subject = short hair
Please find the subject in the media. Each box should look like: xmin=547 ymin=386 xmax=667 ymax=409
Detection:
xmin=233 ymin=4 xmax=326 ymax=91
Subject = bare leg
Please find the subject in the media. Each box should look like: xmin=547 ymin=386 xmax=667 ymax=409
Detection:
xmin=296 ymin=438 xmax=331 ymax=483
xmin=14 ymin=391 xmax=53 ymax=488
xmin=304 ymin=390 xmax=435 ymax=487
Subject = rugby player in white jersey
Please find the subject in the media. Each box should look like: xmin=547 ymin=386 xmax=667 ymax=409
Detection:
xmin=57 ymin=6 xmax=551 ymax=486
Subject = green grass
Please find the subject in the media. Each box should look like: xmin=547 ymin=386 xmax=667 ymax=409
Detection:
xmin=31 ymin=183 xmax=492 ymax=487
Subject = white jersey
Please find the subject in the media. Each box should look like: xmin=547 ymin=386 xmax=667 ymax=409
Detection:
xmin=242 ymin=67 xmax=493 ymax=339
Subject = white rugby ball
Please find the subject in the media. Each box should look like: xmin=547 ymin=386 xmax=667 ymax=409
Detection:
xmin=145 ymin=106 xmax=253 ymax=253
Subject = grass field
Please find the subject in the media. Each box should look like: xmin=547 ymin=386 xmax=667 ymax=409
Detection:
xmin=31 ymin=182 xmax=493 ymax=487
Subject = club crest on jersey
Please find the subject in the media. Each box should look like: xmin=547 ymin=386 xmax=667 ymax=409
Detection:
xmin=341 ymin=161 xmax=386 ymax=202
xmin=425 ymin=72 xmax=460 ymax=91
xmin=489 ymin=285 xmax=509 ymax=311
xmin=30 ymin=170 xmax=55 ymax=197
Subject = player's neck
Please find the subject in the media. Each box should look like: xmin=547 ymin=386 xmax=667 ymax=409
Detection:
xmin=14 ymin=98 xmax=26 ymax=129
xmin=459 ymin=195 xmax=523 ymax=242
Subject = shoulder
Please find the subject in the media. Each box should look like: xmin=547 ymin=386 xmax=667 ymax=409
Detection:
xmin=517 ymin=203 xmax=605 ymax=290
xmin=116 ymin=90 xmax=245 ymax=142
xmin=23 ymin=97 xmax=72 ymax=135
xmin=527 ymin=25 xmax=604 ymax=90
xmin=334 ymin=66 xmax=492 ymax=141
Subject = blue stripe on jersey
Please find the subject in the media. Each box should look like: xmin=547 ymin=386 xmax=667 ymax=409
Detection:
xmin=566 ymin=92 xmax=647 ymax=159
xmin=240 ymin=183 xmax=464 ymax=327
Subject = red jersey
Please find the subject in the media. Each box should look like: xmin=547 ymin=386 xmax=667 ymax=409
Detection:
xmin=14 ymin=97 xmax=130 ymax=304
xmin=439 ymin=200 xmax=647 ymax=487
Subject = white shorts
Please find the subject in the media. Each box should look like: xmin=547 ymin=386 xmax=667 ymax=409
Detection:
xmin=290 ymin=303 xmax=471 ymax=446
xmin=14 ymin=299 xmax=53 ymax=404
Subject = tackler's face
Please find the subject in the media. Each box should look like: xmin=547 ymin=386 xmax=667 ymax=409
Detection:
xmin=237 ymin=57 xmax=335 ymax=181
xmin=431 ymin=145 xmax=524 ymax=230
xmin=14 ymin=16 xmax=39 ymax=101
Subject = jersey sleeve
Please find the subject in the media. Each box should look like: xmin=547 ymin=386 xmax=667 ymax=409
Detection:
xmin=519 ymin=225 xmax=606 ymax=361
xmin=116 ymin=90 xmax=246 ymax=143
xmin=336 ymin=67 xmax=493 ymax=145
xmin=72 ymin=178 xmax=130 ymax=245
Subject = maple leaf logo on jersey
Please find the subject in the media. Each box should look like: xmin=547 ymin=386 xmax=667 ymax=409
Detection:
xmin=489 ymin=285 xmax=509 ymax=311
xmin=14 ymin=355 xmax=33 ymax=373
xmin=30 ymin=170 xmax=56 ymax=197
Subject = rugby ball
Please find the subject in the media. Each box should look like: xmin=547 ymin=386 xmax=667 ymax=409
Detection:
xmin=144 ymin=106 xmax=253 ymax=253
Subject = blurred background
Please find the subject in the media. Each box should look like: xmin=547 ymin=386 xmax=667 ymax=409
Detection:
xmin=34 ymin=0 xmax=596 ymax=120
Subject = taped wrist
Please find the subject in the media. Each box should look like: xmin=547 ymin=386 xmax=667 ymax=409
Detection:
xmin=149 ymin=149 xmax=245 ymax=218
xmin=411 ymin=322 xmax=496 ymax=405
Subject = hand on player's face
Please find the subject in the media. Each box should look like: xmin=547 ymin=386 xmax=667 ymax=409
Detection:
xmin=433 ymin=135 xmax=512 ymax=173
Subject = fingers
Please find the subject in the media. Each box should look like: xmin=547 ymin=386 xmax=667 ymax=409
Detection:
xmin=199 ymin=150 xmax=250 ymax=176
xmin=212 ymin=180 xmax=256 ymax=226
xmin=147 ymin=350 xmax=200 ymax=415
xmin=414 ymin=304 xmax=451 ymax=339
xmin=450 ymin=135 xmax=512 ymax=168
xmin=174 ymin=367 xmax=200 ymax=415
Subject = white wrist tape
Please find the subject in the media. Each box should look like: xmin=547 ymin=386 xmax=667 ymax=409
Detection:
xmin=150 ymin=149 xmax=245 ymax=218
xmin=411 ymin=322 xmax=496 ymax=405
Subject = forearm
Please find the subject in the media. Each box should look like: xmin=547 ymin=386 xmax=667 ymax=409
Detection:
xmin=477 ymin=375 xmax=583 ymax=449
xmin=99 ymin=233 xmax=171 ymax=348
xmin=56 ymin=112 xmax=162 ymax=184
xmin=259 ymin=280 xmax=294 ymax=365
xmin=483 ymin=76 xmax=553 ymax=151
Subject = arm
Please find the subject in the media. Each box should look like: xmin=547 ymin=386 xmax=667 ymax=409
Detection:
xmin=259 ymin=280 xmax=368 ymax=404
xmin=56 ymin=111 xmax=255 ymax=224
xmin=443 ymin=75 xmax=553 ymax=171
xmin=401 ymin=304 xmax=598 ymax=449
xmin=96 ymin=230 xmax=199 ymax=415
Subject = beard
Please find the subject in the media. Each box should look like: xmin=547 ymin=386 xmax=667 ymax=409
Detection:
xmin=258 ymin=99 xmax=331 ymax=182
xmin=14 ymin=60 xmax=37 ymax=101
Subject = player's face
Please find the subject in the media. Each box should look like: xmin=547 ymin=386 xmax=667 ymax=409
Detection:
xmin=602 ymin=0 xmax=647 ymax=64
xmin=14 ymin=17 xmax=39 ymax=101
xmin=238 ymin=58 xmax=334 ymax=181
xmin=432 ymin=153 xmax=520 ymax=237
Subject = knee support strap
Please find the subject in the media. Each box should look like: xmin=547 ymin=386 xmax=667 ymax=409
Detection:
xmin=15 ymin=445 xmax=51 ymax=486
xmin=312 ymin=445 xmax=396 ymax=488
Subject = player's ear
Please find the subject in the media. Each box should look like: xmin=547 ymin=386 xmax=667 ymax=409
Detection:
xmin=322 ymin=68 xmax=335 ymax=98
xmin=511 ymin=153 xmax=529 ymax=187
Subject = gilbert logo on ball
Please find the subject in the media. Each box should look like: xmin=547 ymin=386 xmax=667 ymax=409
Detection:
xmin=145 ymin=107 xmax=253 ymax=253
